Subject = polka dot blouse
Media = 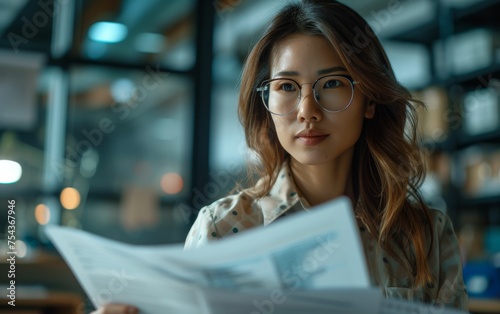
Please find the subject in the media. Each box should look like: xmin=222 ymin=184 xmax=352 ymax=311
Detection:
xmin=184 ymin=161 xmax=468 ymax=311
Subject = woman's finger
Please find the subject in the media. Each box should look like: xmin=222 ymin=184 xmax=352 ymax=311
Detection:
xmin=90 ymin=304 xmax=139 ymax=314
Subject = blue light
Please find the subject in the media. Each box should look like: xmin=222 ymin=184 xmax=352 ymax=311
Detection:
xmin=88 ymin=22 xmax=128 ymax=43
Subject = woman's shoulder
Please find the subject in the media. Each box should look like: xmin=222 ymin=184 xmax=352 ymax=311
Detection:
xmin=405 ymin=202 xmax=456 ymax=235
xmin=424 ymin=208 xmax=462 ymax=262
xmin=426 ymin=209 xmax=468 ymax=309
xmin=184 ymin=189 xmax=265 ymax=249
xmin=200 ymin=189 xmax=262 ymax=222
xmin=427 ymin=208 xmax=457 ymax=236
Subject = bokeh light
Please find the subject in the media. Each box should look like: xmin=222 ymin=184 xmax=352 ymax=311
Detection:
xmin=161 ymin=173 xmax=184 ymax=195
xmin=35 ymin=203 xmax=51 ymax=225
xmin=60 ymin=187 xmax=81 ymax=210
xmin=15 ymin=240 xmax=27 ymax=258
xmin=0 ymin=160 xmax=22 ymax=184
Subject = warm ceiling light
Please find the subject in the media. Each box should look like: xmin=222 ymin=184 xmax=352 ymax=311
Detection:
xmin=60 ymin=187 xmax=81 ymax=210
xmin=161 ymin=173 xmax=184 ymax=195
xmin=0 ymin=160 xmax=22 ymax=184
xmin=35 ymin=203 xmax=51 ymax=225
xmin=88 ymin=22 xmax=128 ymax=43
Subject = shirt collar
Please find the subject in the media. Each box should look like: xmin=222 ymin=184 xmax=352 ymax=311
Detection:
xmin=257 ymin=160 xmax=363 ymax=225
xmin=257 ymin=160 xmax=311 ymax=225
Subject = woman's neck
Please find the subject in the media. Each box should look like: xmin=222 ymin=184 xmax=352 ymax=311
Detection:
xmin=289 ymin=153 xmax=355 ymax=207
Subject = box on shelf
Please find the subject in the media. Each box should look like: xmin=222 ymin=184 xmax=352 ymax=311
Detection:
xmin=458 ymin=146 xmax=500 ymax=197
xmin=459 ymin=220 xmax=500 ymax=300
xmin=427 ymin=151 xmax=451 ymax=186
xmin=458 ymin=216 xmax=486 ymax=261
xmin=440 ymin=28 xmax=500 ymax=76
xmin=463 ymin=260 xmax=500 ymax=299
xmin=463 ymin=87 xmax=500 ymax=136
xmin=414 ymin=86 xmax=449 ymax=141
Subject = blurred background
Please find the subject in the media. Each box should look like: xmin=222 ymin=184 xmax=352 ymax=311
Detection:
xmin=0 ymin=0 xmax=499 ymax=313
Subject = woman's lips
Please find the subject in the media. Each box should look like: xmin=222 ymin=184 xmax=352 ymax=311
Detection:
xmin=296 ymin=133 xmax=329 ymax=145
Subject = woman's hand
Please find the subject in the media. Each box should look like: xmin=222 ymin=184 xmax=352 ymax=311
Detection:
xmin=90 ymin=304 xmax=139 ymax=314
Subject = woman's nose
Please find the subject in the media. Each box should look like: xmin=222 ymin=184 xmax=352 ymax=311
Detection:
xmin=297 ymin=85 xmax=323 ymax=122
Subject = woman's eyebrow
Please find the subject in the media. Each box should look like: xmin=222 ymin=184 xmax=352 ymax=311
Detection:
xmin=317 ymin=66 xmax=348 ymax=75
xmin=274 ymin=66 xmax=348 ymax=77
xmin=274 ymin=70 xmax=300 ymax=77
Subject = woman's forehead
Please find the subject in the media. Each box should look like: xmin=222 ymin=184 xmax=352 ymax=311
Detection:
xmin=269 ymin=34 xmax=346 ymax=76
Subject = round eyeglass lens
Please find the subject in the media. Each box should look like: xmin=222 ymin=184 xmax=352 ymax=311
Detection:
xmin=260 ymin=75 xmax=354 ymax=115
xmin=313 ymin=76 xmax=354 ymax=112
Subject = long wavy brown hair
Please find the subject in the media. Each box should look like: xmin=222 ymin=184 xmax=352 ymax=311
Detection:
xmin=238 ymin=0 xmax=434 ymax=287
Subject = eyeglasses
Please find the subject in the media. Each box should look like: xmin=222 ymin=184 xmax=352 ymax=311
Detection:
xmin=256 ymin=75 xmax=359 ymax=116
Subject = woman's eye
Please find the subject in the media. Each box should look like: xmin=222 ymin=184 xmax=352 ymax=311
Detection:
xmin=280 ymin=83 xmax=296 ymax=92
xmin=324 ymin=79 xmax=341 ymax=88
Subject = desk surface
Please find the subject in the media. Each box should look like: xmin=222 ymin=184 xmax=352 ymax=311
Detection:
xmin=0 ymin=291 xmax=83 ymax=314
xmin=469 ymin=298 xmax=500 ymax=313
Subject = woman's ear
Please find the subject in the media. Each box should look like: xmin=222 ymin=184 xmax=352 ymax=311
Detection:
xmin=364 ymin=101 xmax=376 ymax=119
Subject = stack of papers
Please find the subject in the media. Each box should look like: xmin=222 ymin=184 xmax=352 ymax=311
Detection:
xmin=45 ymin=197 xmax=467 ymax=314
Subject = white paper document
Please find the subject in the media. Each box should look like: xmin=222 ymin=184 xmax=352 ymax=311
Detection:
xmin=45 ymin=196 xmax=467 ymax=314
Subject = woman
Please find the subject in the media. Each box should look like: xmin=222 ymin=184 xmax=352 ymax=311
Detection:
xmin=94 ymin=0 xmax=467 ymax=313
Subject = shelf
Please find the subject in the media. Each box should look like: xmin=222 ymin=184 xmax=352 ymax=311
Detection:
xmin=445 ymin=63 xmax=500 ymax=88
xmin=386 ymin=19 xmax=440 ymax=44
xmin=453 ymin=0 xmax=500 ymax=29
xmin=384 ymin=0 xmax=500 ymax=45
xmin=468 ymin=298 xmax=500 ymax=313
xmin=421 ymin=137 xmax=454 ymax=152
xmin=457 ymin=130 xmax=500 ymax=149
xmin=460 ymin=194 xmax=500 ymax=207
